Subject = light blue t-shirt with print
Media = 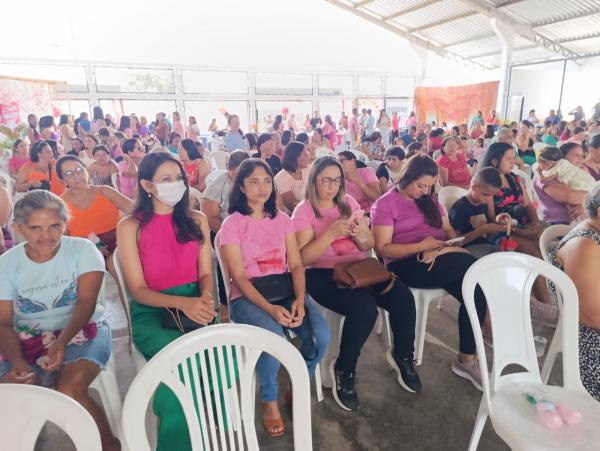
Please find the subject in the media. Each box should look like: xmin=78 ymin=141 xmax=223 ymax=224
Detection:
xmin=224 ymin=132 xmax=248 ymax=151
xmin=0 ymin=236 xmax=106 ymax=333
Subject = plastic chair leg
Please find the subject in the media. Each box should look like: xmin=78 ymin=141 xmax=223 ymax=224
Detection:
xmin=414 ymin=293 xmax=433 ymax=366
xmin=468 ymin=398 xmax=489 ymax=451
xmin=541 ymin=319 xmax=562 ymax=383
xmin=376 ymin=309 xmax=384 ymax=335
xmin=90 ymin=357 xmax=123 ymax=441
xmin=314 ymin=363 xmax=324 ymax=402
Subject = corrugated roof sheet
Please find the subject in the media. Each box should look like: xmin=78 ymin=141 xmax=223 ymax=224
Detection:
xmin=340 ymin=0 xmax=600 ymax=67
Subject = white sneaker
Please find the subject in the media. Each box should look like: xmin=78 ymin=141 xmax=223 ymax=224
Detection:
xmin=530 ymin=298 xmax=559 ymax=327
xmin=451 ymin=356 xmax=483 ymax=392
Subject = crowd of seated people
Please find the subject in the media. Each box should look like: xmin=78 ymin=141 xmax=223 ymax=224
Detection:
xmin=1 ymin=104 xmax=599 ymax=450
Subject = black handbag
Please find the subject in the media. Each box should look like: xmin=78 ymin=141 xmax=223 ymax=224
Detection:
xmin=252 ymin=273 xmax=296 ymax=304
xmin=162 ymin=296 xmax=219 ymax=333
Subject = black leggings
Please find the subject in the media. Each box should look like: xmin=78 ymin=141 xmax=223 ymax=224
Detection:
xmin=210 ymin=230 xmax=227 ymax=305
xmin=306 ymin=268 xmax=416 ymax=372
xmin=387 ymin=253 xmax=487 ymax=356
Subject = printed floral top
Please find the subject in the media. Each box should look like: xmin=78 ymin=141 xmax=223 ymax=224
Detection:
xmin=493 ymin=172 xmax=529 ymax=226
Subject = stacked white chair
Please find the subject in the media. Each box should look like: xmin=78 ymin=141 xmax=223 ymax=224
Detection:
xmin=462 ymin=253 xmax=600 ymax=450
xmin=209 ymin=150 xmax=229 ymax=171
xmin=538 ymin=224 xmax=573 ymax=383
xmin=121 ymin=324 xmax=314 ymax=451
xmin=0 ymin=384 xmax=102 ymax=451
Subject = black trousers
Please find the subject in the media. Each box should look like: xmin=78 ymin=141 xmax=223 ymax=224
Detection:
xmin=306 ymin=268 xmax=416 ymax=372
xmin=387 ymin=253 xmax=487 ymax=356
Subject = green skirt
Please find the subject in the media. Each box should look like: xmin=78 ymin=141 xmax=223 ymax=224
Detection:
xmin=131 ymin=283 xmax=237 ymax=451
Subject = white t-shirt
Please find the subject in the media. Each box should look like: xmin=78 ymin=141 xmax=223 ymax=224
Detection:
xmin=0 ymin=236 xmax=106 ymax=333
xmin=274 ymin=168 xmax=308 ymax=213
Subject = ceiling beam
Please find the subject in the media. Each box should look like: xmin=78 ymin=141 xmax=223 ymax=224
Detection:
xmin=382 ymin=0 xmax=444 ymax=21
xmin=410 ymin=11 xmax=478 ymax=32
xmin=352 ymin=0 xmax=376 ymax=7
xmin=556 ymin=31 xmax=600 ymax=44
xmin=323 ymin=0 xmax=491 ymax=70
xmin=532 ymin=8 xmax=600 ymax=28
xmin=469 ymin=44 xmax=536 ymax=59
xmin=495 ymin=0 xmax=527 ymax=7
xmin=444 ymin=33 xmax=496 ymax=47
xmin=454 ymin=0 xmax=581 ymax=60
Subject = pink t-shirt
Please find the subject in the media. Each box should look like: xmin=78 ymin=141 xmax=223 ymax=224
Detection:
xmin=9 ymin=156 xmax=29 ymax=174
xmin=292 ymin=195 xmax=366 ymax=268
xmin=117 ymin=160 xmax=136 ymax=198
xmin=173 ymin=121 xmax=185 ymax=138
xmin=392 ymin=116 xmax=399 ymax=131
xmin=220 ymin=211 xmax=294 ymax=300
xmin=345 ymin=167 xmax=378 ymax=210
xmin=370 ymin=188 xmax=446 ymax=264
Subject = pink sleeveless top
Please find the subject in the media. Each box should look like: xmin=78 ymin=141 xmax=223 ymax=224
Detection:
xmin=138 ymin=213 xmax=200 ymax=291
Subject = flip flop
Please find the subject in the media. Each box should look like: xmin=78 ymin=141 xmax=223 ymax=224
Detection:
xmin=262 ymin=414 xmax=285 ymax=437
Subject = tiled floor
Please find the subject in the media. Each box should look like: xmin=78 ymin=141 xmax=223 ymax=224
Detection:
xmin=36 ymin=276 xmax=563 ymax=450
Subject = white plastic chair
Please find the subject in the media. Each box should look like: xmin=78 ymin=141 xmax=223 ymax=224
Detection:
xmin=209 ymin=140 xmax=224 ymax=153
xmin=513 ymin=167 xmax=536 ymax=203
xmin=378 ymin=288 xmax=449 ymax=365
xmin=438 ymin=186 xmax=468 ymax=213
xmin=0 ymin=384 xmax=102 ymax=451
xmin=122 ymin=324 xmax=313 ymax=451
xmin=214 ymin=231 xmax=323 ymax=401
xmin=209 ymin=150 xmax=229 ymax=171
xmin=113 ymin=248 xmax=158 ymax=447
xmin=205 ymin=169 xmax=227 ymax=187
xmin=538 ymin=224 xmax=573 ymax=383
xmin=462 ymin=253 xmax=600 ymax=451
xmin=0 ymin=169 xmax=14 ymax=195
xmin=189 ymin=187 xmax=203 ymax=209
xmin=366 ymin=160 xmax=381 ymax=171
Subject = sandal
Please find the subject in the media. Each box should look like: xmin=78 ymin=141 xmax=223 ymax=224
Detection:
xmin=262 ymin=414 xmax=285 ymax=437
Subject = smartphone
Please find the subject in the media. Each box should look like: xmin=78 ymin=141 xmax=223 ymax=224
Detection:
xmin=444 ymin=237 xmax=465 ymax=246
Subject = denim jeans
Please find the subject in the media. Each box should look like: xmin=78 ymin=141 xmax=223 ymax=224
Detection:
xmin=229 ymin=295 xmax=330 ymax=402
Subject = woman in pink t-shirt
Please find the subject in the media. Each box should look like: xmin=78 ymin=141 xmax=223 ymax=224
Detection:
xmin=293 ymin=156 xmax=420 ymax=411
xmin=219 ymin=158 xmax=329 ymax=438
xmin=337 ymin=151 xmax=380 ymax=210
xmin=371 ymin=155 xmax=487 ymax=391
xmin=118 ymin=138 xmax=145 ymax=198
xmin=8 ymin=139 xmax=30 ymax=179
xmin=436 ymin=137 xmax=472 ymax=189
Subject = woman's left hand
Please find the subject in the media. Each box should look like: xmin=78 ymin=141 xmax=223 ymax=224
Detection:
xmin=43 ymin=339 xmax=66 ymax=372
xmin=350 ymin=216 xmax=370 ymax=241
xmin=289 ymin=299 xmax=305 ymax=328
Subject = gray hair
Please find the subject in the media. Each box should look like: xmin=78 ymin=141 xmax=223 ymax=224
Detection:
xmin=585 ymin=183 xmax=600 ymax=218
xmin=497 ymin=127 xmax=513 ymax=142
xmin=13 ymin=190 xmax=70 ymax=225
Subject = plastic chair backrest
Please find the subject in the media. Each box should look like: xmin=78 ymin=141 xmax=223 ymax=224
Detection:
xmin=437 ymin=186 xmax=467 ymax=212
xmin=539 ymin=224 xmax=572 ymax=263
xmin=209 ymin=151 xmax=229 ymax=171
xmin=189 ymin=187 xmax=203 ymax=209
xmin=0 ymin=169 xmax=14 ymax=195
xmin=0 ymin=384 xmax=102 ymax=451
xmin=462 ymin=253 xmax=582 ymax=413
xmin=209 ymin=141 xmax=223 ymax=153
xmin=512 ymin=167 xmax=535 ymax=202
xmin=122 ymin=323 xmax=313 ymax=451
xmin=214 ymin=230 xmax=231 ymax=304
xmin=113 ymin=247 xmax=136 ymax=335
xmin=205 ymin=169 xmax=227 ymax=187
xmin=366 ymin=160 xmax=381 ymax=171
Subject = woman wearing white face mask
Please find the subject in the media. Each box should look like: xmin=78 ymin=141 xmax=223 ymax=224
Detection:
xmin=117 ymin=152 xmax=217 ymax=451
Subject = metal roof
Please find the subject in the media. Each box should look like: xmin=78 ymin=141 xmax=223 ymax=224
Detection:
xmin=325 ymin=0 xmax=600 ymax=69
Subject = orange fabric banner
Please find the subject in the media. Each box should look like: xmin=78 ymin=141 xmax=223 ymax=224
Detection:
xmin=414 ymin=81 xmax=499 ymax=126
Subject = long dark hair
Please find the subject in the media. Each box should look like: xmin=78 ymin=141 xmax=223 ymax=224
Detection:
xmin=481 ymin=142 xmax=513 ymax=169
xmin=228 ymin=159 xmax=278 ymax=219
xmin=397 ymin=155 xmax=441 ymax=228
xmin=93 ymin=106 xmax=104 ymax=121
xmin=118 ymin=115 xmax=131 ymax=132
xmin=282 ymin=141 xmax=305 ymax=172
xmin=180 ymin=138 xmax=202 ymax=160
xmin=134 ymin=152 xmax=203 ymax=243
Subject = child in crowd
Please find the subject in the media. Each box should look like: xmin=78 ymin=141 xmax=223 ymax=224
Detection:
xmin=88 ymin=145 xmax=119 ymax=188
xmin=537 ymin=146 xmax=596 ymax=192
xmin=110 ymin=132 xmax=124 ymax=161
xmin=471 ymin=138 xmax=486 ymax=165
xmin=449 ymin=167 xmax=508 ymax=258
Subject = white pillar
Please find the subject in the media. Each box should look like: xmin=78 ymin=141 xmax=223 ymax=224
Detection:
xmin=490 ymin=18 xmax=513 ymax=120
xmin=413 ymin=46 xmax=429 ymax=86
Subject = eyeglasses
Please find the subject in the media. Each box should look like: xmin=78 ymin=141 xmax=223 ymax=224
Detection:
xmin=62 ymin=167 xmax=85 ymax=179
xmin=319 ymin=176 xmax=343 ymax=187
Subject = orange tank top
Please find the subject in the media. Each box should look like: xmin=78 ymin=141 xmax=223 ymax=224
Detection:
xmin=65 ymin=191 xmax=120 ymax=237
xmin=26 ymin=163 xmax=65 ymax=196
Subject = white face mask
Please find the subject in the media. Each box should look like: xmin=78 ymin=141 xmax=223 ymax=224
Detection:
xmin=155 ymin=180 xmax=186 ymax=207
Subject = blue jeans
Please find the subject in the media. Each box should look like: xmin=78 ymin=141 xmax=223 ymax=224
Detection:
xmin=229 ymin=295 xmax=330 ymax=402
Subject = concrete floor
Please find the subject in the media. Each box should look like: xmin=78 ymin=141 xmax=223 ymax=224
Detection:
xmin=36 ymin=276 xmax=563 ymax=451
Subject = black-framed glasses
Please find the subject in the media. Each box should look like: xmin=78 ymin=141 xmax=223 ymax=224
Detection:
xmin=319 ymin=176 xmax=343 ymax=187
